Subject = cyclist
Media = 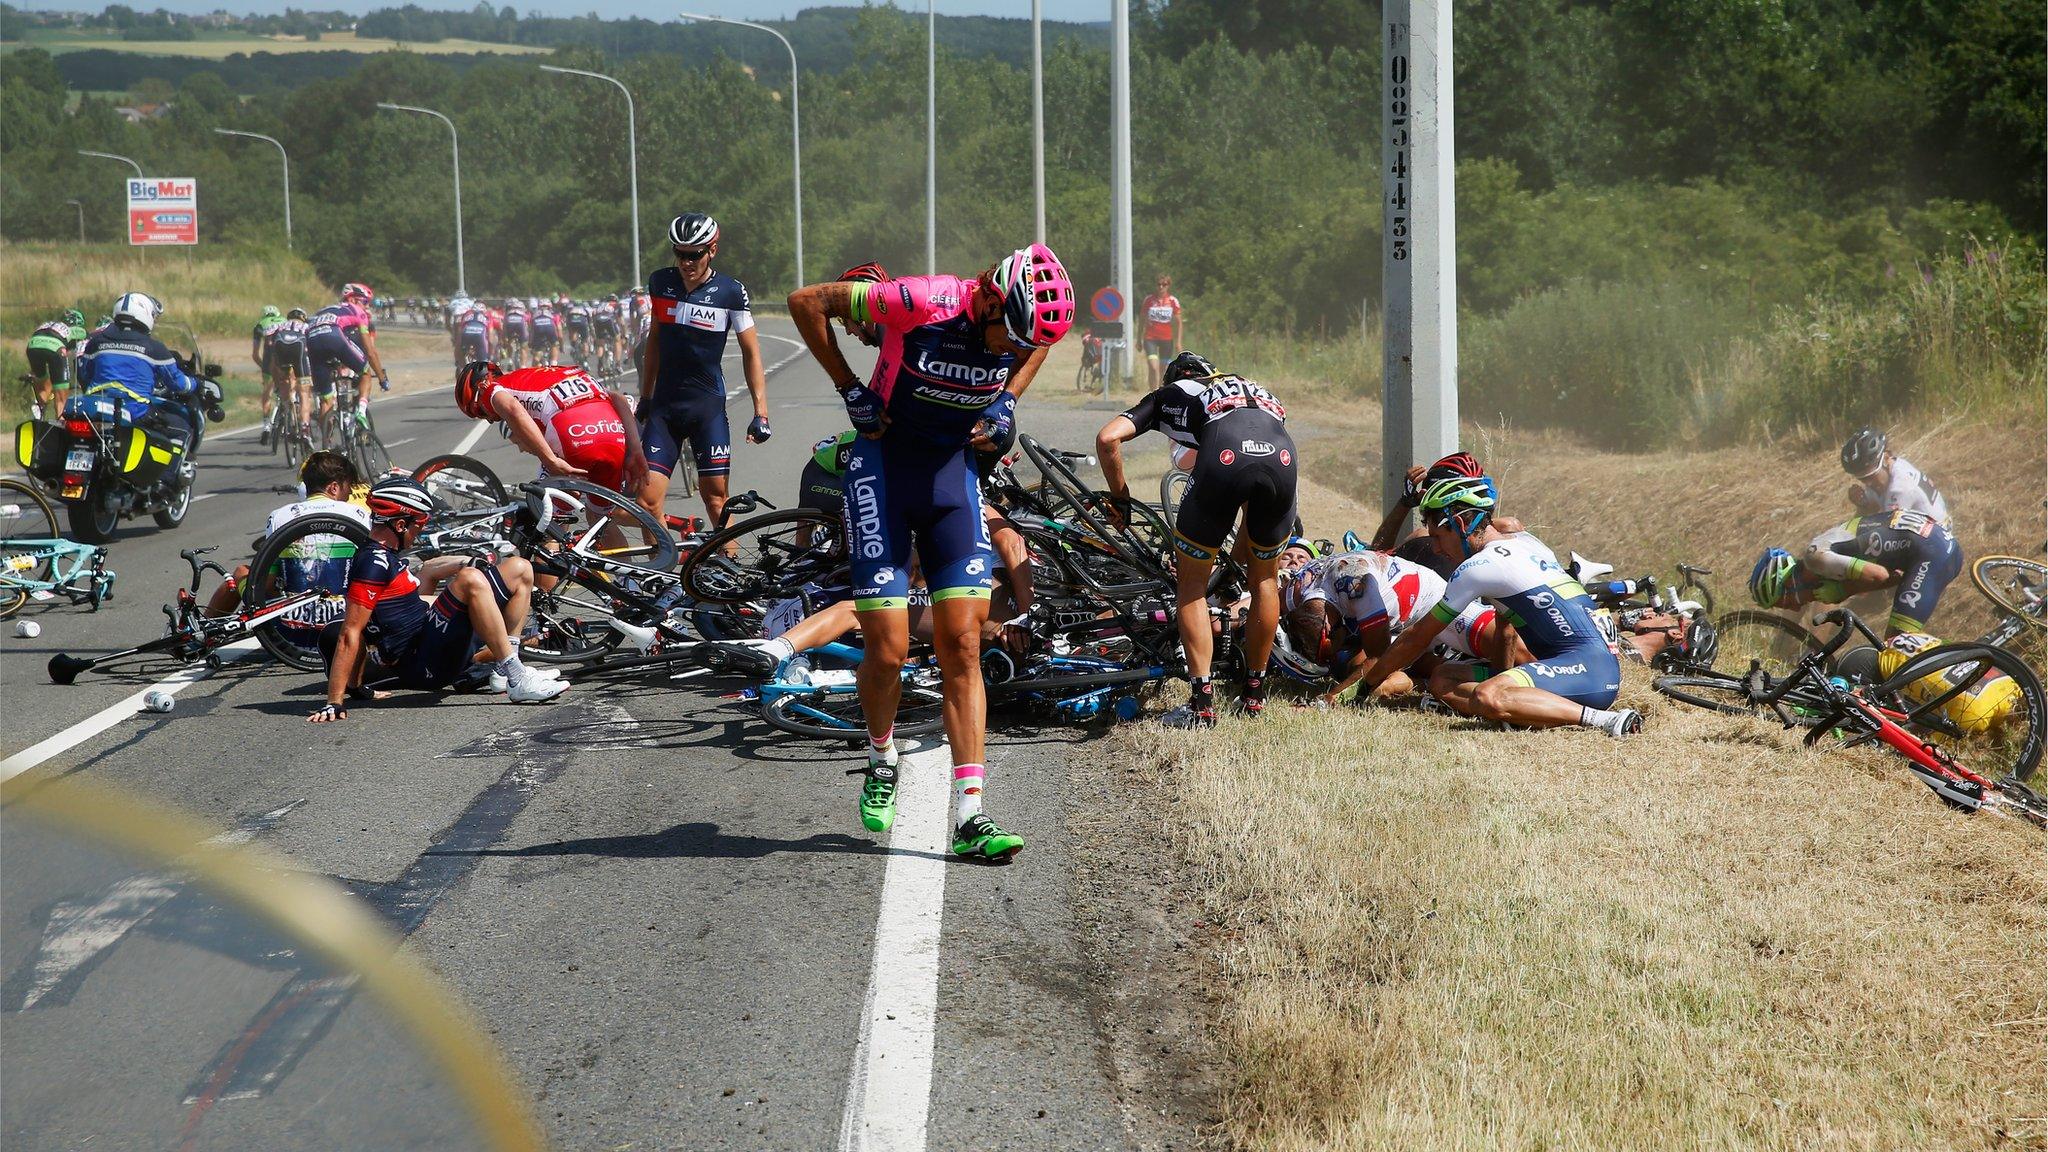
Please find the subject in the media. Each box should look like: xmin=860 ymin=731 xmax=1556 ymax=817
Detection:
xmin=565 ymin=298 xmax=593 ymax=367
xmin=312 ymin=476 xmax=567 ymax=723
xmin=453 ymin=299 xmax=493 ymax=366
xmin=785 ymin=241 xmax=1074 ymax=860
xmin=455 ymin=360 xmax=647 ymax=496
xmin=1138 ymin=274 xmax=1182 ymax=389
xmin=1096 ymin=351 xmax=1296 ymax=729
xmin=76 ymin=292 xmax=209 ymax=463
xmin=638 ymin=213 xmax=773 ymax=528
xmin=529 ymin=299 xmax=561 ymax=365
xmin=251 ymin=305 xmax=283 ymax=371
xmin=265 ymin=307 xmax=314 ymax=438
xmin=1360 ymin=477 xmax=1643 ymax=736
xmin=23 ymin=307 xmax=86 ymax=421
xmin=1282 ymin=547 xmax=1524 ymax=705
xmin=307 ymin=283 xmax=389 ymax=414
xmin=592 ymin=294 xmax=622 ymax=371
xmin=1370 ymin=452 xmax=1524 ymax=579
xmin=1840 ymin=427 xmax=1950 ymax=527
xmin=1750 ymin=507 xmax=1963 ymax=636
xmin=204 ymin=450 xmax=365 ymax=618
xmin=503 ymin=298 xmax=530 ymax=369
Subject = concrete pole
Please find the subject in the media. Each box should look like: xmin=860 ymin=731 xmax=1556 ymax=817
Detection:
xmin=1109 ymin=0 xmax=1133 ymax=384
xmin=1379 ymin=0 xmax=1459 ymax=511
xmin=1031 ymin=0 xmax=1045 ymax=244
xmin=65 ymin=199 xmax=85 ymax=243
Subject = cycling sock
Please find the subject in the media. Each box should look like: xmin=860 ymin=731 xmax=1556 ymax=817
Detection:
xmin=868 ymin=727 xmax=897 ymax=768
xmin=1241 ymin=666 xmax=1268 ymax=716
xmin=952 ymin=763 xmax=985 ymax=824
xmin=1578 ymin=706 xmax=1623 ymax=729
xmin=1190 ymin=676 xmax=1216 ymax=718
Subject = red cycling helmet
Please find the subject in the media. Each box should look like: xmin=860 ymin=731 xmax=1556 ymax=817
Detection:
xmin=838 ymin=261 xmax=889 ymax=283
xmin=1427 ymin=451 xmax=1483 ymax=480
xmin=455 ymin=360 xmax=501 ymax=420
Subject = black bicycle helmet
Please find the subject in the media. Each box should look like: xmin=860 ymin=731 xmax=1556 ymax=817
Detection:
xmin=1840 ymin=427 xmax=1887 ymax=476
xmin=1161 ymin=351 xmax=1217 ymax=386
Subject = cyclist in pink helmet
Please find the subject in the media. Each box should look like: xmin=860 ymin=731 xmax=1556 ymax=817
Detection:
xmin=786 ymin=242 xmax=1073 ymax=862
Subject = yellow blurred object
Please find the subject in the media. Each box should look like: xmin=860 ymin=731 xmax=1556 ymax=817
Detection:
xmin=1874 ymin=632 xmax=2021 ymax=735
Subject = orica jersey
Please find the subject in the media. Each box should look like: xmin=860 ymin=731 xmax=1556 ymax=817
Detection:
xmin=647 ymin=267 xmax=753 ymax=402
xmin=1430 ymin=533 xmax=1604 ymax=659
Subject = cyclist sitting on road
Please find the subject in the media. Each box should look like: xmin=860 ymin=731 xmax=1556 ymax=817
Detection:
xmin=312 ymin=476 xmax=567 ymax=723
xmin=1360 ymin=477 xmax=1644 ymax=737
xmin=204 ymin=450 xmax=366 ymax=618
xmin=456 ymin=360 xmax=649 ymax=496
xmin=23 ymin=307 xmax=86 ymax=421
xmin=1840 ymin=427 xmax=1950 ymax=527
xmin=307 ymin=282 xmax=389 ymax=407
xmin=786 ymin=242 xmax=1074 ymax=861
xmin=1749 ymin=507 xmax=1964 ymax=637
xmin=1370 ymin=452 xmax=1525 ymax=579
xmin=638 ymin=213 xmax=773 ymax=530
xmin=1096 ymin=350 xmax=1296 ymax=729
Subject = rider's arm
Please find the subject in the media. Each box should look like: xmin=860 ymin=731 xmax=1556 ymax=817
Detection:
xmin=251 ymin=327 xmax=265 ymax=368
xmin=734 ymin=325 xmax=770 ymax=429
xmin=1369 ymin=465 xmax=1426 ymax=550
xmin=413 ymin=555 xmax=469 ymax=595
xmin=786 ymin=282 xmax=860 ymax=389
xmin=318 ymin=599 xmax=375 ymax=719
xmin=1801 ymin=523 xmax=1890 ymax=584
xmin=1324 ymin=648 xmax=1373 ymax=702
xmin=360 ymin=324 xmax=386 ymax=379
xmin=1094 ymin=414 xmax=1141 ymax=501
xmin=489 ymin=390 xmax=578 ymax=476
xmin=1361 ymin=612 xmax=1449 ymax=693
xmin=1003 ymin=344 xmax=1052 ymax=401
xmin=990 ymin=514 xmax=1033 ymax=615
xmin=638 ymin=326 xmax=660 ymax=402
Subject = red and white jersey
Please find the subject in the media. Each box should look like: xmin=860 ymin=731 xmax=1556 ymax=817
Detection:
xmin=486 ymin=365 xmax=621 ymax=455
xmin=1287 ymin=550 xmax=1443 ymax=635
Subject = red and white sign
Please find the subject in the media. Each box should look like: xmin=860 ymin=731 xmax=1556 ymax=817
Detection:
xmin=127 ymin=177 xmax=198 ymax=245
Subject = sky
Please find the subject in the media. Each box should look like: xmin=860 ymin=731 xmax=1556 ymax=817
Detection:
xmin=50 ymin=0 xmax=1113 ymax=20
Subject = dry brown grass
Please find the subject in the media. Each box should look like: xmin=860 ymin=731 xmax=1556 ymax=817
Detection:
xmin=1098 ymin=372 xmax=2048 ymax=1149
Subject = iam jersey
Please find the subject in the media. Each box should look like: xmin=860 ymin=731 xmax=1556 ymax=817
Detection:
xmin=346 ymin=542 xmax=429 ymax=663
xmin=1433 ymin=533 xmax=1606 ymax=660
xmin=849 ymin=274 xmax=1015 ymax=445
xmin=647 ymin=267 xmax=753 ymax=403
xmin=486 ymin=365 xmax=620 ymax=456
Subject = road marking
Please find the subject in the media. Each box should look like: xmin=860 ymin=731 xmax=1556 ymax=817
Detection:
xmin=452 ymin=419 xmax=491 ymax=455
xmin=384 ymin=437 xmax=417 ymax=449
xmin=838 ymin=740 xmax=951 ymax=1152
xmin=191 ymin=493 xmax=218 ymax=503
xmin=0 ymin=640 xmax=259 ymax=785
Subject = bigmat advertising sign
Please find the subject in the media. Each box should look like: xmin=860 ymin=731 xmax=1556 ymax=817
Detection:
xmin=127 ymin=177 xmax=198 ymax=245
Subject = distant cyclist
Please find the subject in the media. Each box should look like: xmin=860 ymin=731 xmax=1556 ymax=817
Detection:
xmin=638 ymin=213 xmax=772 ymax=527
xmin=456 ymin=360 xmax=647 ymax=496
xmin=264 ymin=307 xmax=314 ymax=439
xmin=1750 ymin=506 xmax=1963 ymax=636
xmin=1138 ymin=274 xmax=1183 ymax=389
xmin=786 ymin=241 xmax=1074 ymax=860
xmin=251 ymin=305 xmax=283 ymax=372
xmin=1096 ymin=351 xmax=1296 ymax=729
xmin=1360 ymin=477 xmax=1643 ymax=737
xmin=1840 ymin=427 xmax=1950 ymax=527
xmin=306 ymin=282 xmax=389 ymax=407
xmin=23 ymin=307 xmax=86 ymax=421
xmin=592 ymin=294 xmax=622 ymax=369
xmin=529 ymin=299 xmax=561 ymax=364
xmin=453 ymin=300 xmax=493 ymax=366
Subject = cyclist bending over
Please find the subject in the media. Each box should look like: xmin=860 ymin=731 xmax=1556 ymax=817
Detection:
xmin=1096 ymin=351 xmax=1296 ymax=729
xmin=1839 ymin=427 xmax=1950 ymax=526
xmin=1361 ymin=477 xmax=1643 ymax=736
xmin=786 ymin=242 xmax=1074 ymax=860
xmin=1749 ymin=507 xmax=1963 ymax=636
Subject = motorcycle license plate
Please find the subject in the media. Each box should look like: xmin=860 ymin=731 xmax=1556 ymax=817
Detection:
xmin=64 ymin=448 xmax=94 ymax=472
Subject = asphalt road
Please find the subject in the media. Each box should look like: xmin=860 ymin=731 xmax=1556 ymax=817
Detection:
xmin=0 ymin=318 xmax=1192 ymax=1151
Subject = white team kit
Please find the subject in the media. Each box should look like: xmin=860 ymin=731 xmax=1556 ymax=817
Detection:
xmin=1287 ymin=550 xmax=1493 ymax=658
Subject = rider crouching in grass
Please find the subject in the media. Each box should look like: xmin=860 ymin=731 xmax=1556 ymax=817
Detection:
xmin=310 ymin=477 xmax=566 ymax=723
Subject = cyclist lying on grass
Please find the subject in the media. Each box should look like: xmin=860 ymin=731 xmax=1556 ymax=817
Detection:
xmin=1749 ymin=508 xmax=1963 ymax=637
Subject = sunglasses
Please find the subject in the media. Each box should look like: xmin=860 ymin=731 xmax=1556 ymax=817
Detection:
xmin=673 ymin=247 xmax=710 ymax=262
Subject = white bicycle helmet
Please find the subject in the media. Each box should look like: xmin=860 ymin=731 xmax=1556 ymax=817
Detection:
xmin=668 ymin=212 xmax=719 ymax=248
xmin=112 ymin=292 xmax=160 ymax=332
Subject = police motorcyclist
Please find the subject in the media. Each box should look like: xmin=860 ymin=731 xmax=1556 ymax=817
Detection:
xmin=76 ymin=292 xmax=220 ymax=467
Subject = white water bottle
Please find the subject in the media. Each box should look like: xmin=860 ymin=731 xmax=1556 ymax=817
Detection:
xmin=142 ymin=690 xmax=175 ymax=713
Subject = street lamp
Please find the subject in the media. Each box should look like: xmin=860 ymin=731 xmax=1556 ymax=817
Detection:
xmin=678 ymin=11 xmax=804 ymax=289
xmin=928 ymin=0 xmax=937 ymax=274
xmin=77 ymin=149 xmax=142 ymax=177
xmin=213 ymin=128 xmax=293 ymax=248
xmin=376 ymin=102 xmax=466 ymax=296
xmin=1031 ymin=0 xmax=1045 ymax=244
xmin=64 ymin=199 xmax=84 ymax=243
xmin=541 ymin=64 xmax=642 ymax=291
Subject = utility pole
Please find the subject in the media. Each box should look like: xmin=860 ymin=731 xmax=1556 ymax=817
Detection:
xmin=1109 ymin=0 xmax=1133 ymax=383
xmin=1031 ymin=0 xmax=1045 ymax=244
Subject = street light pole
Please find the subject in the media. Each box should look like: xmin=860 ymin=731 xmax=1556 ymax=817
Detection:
xmin=376 ymin=102 xmax=465 ymax=296
xmin=77 ymin=149 xmax=143 ymax=177
xmin=64 ymin=199 xmax=85 ymax=243
xmin=1108 ymin=0 xmax=1134 ymax=383
xmin=541 ymin=64 xmax=642 ymax=290
xmin=1031 ymin=0 xmax=1045 ymax=244
xmin=213 ymin=128 xmax=292 ymax=248
xmin=927 ymin=0 xmax=937 ymax=274
xmin=678 ymin=12 xmax=804 ymax=290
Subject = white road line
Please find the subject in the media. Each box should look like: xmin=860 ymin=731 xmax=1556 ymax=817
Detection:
xmin=452 ymin=419 xmax=491 ymax=455
xmin=191 ymin=493 xmax=219 ymax=503
xmin=385 ymin=437 xmax=417 ymax=449
xmin=838 ymin=740 xmax=951 ymax=1152
xmin=0 ymin=639 xmax=260 ymax=784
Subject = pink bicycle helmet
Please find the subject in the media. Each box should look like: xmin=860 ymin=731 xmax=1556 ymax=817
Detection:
xmin=341 ymin=281 xmax=374 ymax=303
xmin=989 ymin=243 xmax=1074 ymax=348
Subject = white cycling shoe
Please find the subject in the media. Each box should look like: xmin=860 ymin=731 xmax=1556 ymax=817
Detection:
xmin=1600 ymin=708 xmax=1645 ymax=737
xmin=490 ymin=665 xmax=566 ymax=700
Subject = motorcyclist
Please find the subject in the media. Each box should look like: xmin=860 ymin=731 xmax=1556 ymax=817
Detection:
xmin=75 ymin=292 xmax=219 ymax=467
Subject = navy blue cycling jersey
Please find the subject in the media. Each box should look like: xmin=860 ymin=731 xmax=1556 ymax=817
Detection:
xmin=345 ymin=542 xmax=429 ymax=664
xmin=646 ymin=267 xmax=753 ymax=403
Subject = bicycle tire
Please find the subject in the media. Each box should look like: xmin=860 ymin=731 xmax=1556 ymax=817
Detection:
xmin=760 ymin=678 xmax=945 ymax=742
xmin=1 ymin=477 xmax=61 ymax=586
xmin=678 ymin=508 xmax=846 ymax=606
xmin=1652 ymin=672 xmax=1834 ymax=726
xmin=521 ymin=579 xmax=627 ymax=665
xmin=412 ymin=453 xmax=508 ymax=512
xmin=526 ymin=477 xmax=679 ymax=573
xmin=283 ymin=416 xmax=306 ymax=470
xmin=244 ymin=513 xmax=373 ymax=670
xmin=1158 ymin=468 xmax=1192 ymax=540
xmin=1970 ymin=555 xmax=2047 ymax=630
xmin=1710 ymin=610 xmax=1831 ymax=678
xmin=1870 ymin=642 xmax=2045 ymax=785
xmin=1021 ymin=436 xmax=1168 ymax=582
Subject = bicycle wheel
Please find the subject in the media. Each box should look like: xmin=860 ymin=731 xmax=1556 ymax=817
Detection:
xmin=1652 ymin=672 xmax=1835 ymax=725
xmin=283 ymin=409 xmax=306 ymax=470
xmin=412 ymin=453 xmax=507 ymax=513
xmin=244 ymin=513 xmax=371 ymax=670
xmin=1971 ymin=555 xmax=2046 ymax=629
xmin=1869 ymin=642 xmax=2045 ymax=785
xmin=678 ymin=508 xmax=846 ymax=606
xmin=1 ymin=478 xmax=60 ymax=587
xmin=1710 ymin=610 xmax=1829 ymax=678
xmin=1158 ymin=468 xmax=1192 ymax=540
xmin=354 ymin=413 xmax=391 ymax=478
xmin=674 ymin=450 xmax=699 ymax=499
xmin=521 ymin=579 xmax=626 ymax=665
xmin=529 ymin=478 xmax=679 ymax=573
xmin=760 ymin=670 xmax=945 ymax=742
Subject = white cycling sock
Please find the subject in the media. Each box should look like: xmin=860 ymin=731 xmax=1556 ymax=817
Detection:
xmin=495 ymin=653 xmax=527 ymax=678
xmin=868 ymin=727 xmax=897 ymax=768
xmin=1579 ymin=706 xmax=1623 ymax=729
xmin=756 ymin=637 xmax=796 ymax=663
xmin=953 ymin=763 xmax=984 ymax=824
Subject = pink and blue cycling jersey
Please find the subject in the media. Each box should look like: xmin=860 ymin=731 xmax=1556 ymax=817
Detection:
xmin=849 ymin=275 xmax=1014 ymax=446
xmin=307 ymin=300 xmax=373 ymax=346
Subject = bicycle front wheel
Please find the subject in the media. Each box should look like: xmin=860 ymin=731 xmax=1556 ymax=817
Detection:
xmin=1 ymin=477 xmax=60 ymax=588
xmin=1710 ymin=610 xmax=1829 ymax=678
xmin=678 ymin=508 xmax=846 ymax=606
xmin=1971 ymin=555 xmax=2047 ymax=630
xmin=1869 ymin=642 xmax=2045 ymax=785
xmin=244 ymin=513 xmax=371 ymax=670
xmin=761 ymin=676 xmax=945 ymax=743
xmin=413 ymin=453 xmax=508 ymax=513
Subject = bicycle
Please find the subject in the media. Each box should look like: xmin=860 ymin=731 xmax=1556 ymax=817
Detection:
xmin=1969 ymin=552 xmax=2045 ymax=656
xmin=1 ymin=477 xmax=114 ymax=619
xmin=1074 ymin=330 xmax=1108 ymax=391
xmin=324 ymin=367 xmax=390 ymax=479
xmin=1653 ymin=608 xmax=2046 ymax=825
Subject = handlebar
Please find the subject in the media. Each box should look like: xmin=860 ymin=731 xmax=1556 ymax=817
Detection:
xmin=1812 ymin=608 xmax=1882 ymax=660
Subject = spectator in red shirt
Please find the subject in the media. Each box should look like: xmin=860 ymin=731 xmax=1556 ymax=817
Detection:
xmin=1140 ymin=274 xmax=1183 ymax=389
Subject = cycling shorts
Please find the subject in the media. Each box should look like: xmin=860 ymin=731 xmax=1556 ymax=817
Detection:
xmin=1494 ymin=643 xmax=1623 ymax=710
xmin=531 ymin=325 xmax=558 ymax=350
xmin=568 ymin=316 xmax=590 ymax=335
xmin=1889 ymin=532 xmax=1964 ymax=632
xmin=457 ymin=329 xmax=492 ymax=363
xmin=797 ymin=458 xmax=843 ymax=512
xmin=265 ymin=340 xmax=310 ymax=381
xmin=844 ymin=436 xmax=993 ymax=611
xmin=1174 ymin=418 xmax=1298 ymax=563
xmin=399 ymin=563 xmax=514 ymax=689
xmin=640 ymin=392 xmax=729 ymax=479
xmin=308 ymin=329 xmax=367 ymax=393
xmin=26 ymin=346 xmax=70 ymax=386
xmin=1143 ymin=337 xmax=1175 ymax=363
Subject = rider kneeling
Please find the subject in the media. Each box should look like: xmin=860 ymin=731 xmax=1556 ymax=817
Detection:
xmin=310 ymin=477 xmax=568 ymax=723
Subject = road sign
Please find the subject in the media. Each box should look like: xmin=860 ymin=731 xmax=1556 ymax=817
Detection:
xmin=1089 ymin=286 xmax=1123 ymax=323
xmin=127 ymin=177 xmax=198 ymax=246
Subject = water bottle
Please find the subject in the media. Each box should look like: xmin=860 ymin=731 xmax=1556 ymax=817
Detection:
xmin=142 ymin=690 xmax=175 ymax=713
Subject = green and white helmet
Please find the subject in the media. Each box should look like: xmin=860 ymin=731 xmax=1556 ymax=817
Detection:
xmin=1419 ymin=475 xmax=1496 ymax=521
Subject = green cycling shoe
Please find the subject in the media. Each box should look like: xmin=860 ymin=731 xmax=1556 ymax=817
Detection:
xmin=952 ymin=814 xmax=1024 ymax=861
xmin=859 ymin=764 xmax=898 ymax=833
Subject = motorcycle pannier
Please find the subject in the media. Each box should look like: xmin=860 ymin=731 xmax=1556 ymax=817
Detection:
xmin=14 ymin=420 xmax=63 ymax=478
xmin=118 ymin=424 xmax=186 ymax=487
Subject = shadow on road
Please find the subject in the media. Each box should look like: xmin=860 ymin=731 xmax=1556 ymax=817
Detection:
xmin=432 ymin=820 xmax=951 ymax=863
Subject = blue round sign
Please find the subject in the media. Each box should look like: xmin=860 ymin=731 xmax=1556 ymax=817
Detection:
xmin=1090 ymin=286 xmax=1124 ymax=323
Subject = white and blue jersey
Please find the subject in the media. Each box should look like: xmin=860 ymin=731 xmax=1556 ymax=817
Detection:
xmin=1432 ymin=532 xmax=1622 ymax=708
xmin=646 ymin=267 xmax=753 ymax=403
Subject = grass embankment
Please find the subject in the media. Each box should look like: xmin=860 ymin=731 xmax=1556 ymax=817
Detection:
xmin=1 ymin=241 xmax=449 ymax=430
xmin=1081 ymin=337 xmax=2045 ymax=1146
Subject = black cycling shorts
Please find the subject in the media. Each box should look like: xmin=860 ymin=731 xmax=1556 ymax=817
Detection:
xmin=797 ymin=458 xmax=843 ymax=512
xmin=1174 ymin=415 xmax=1297 ymax=563
xmin=640 ymin=391 xmax=730 ymax=479
xmin=27 ymin=346 xmax=70 ymax=385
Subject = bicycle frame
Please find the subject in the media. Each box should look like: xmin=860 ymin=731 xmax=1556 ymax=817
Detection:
xmin=46 ymin=547 xmax=326 ymax=683
xmin=3 ymin=537 xmax=114 ymax=607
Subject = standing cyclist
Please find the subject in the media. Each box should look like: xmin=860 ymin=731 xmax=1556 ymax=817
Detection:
xmin=638 ymin=213 xmax=771 ymax=527
xmin=786 ymin=242 xmax=1074 ymax=861
xmin=1095 ymin=351 xmax=1296 ymax=728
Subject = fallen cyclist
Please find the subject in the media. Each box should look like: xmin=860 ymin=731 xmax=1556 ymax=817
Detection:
xmin=310 ymin=476 xmax=567 ymax=722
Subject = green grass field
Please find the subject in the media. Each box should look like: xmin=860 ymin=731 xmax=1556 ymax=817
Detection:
xmin=3 ymin=27 xmax=547 ymax=57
